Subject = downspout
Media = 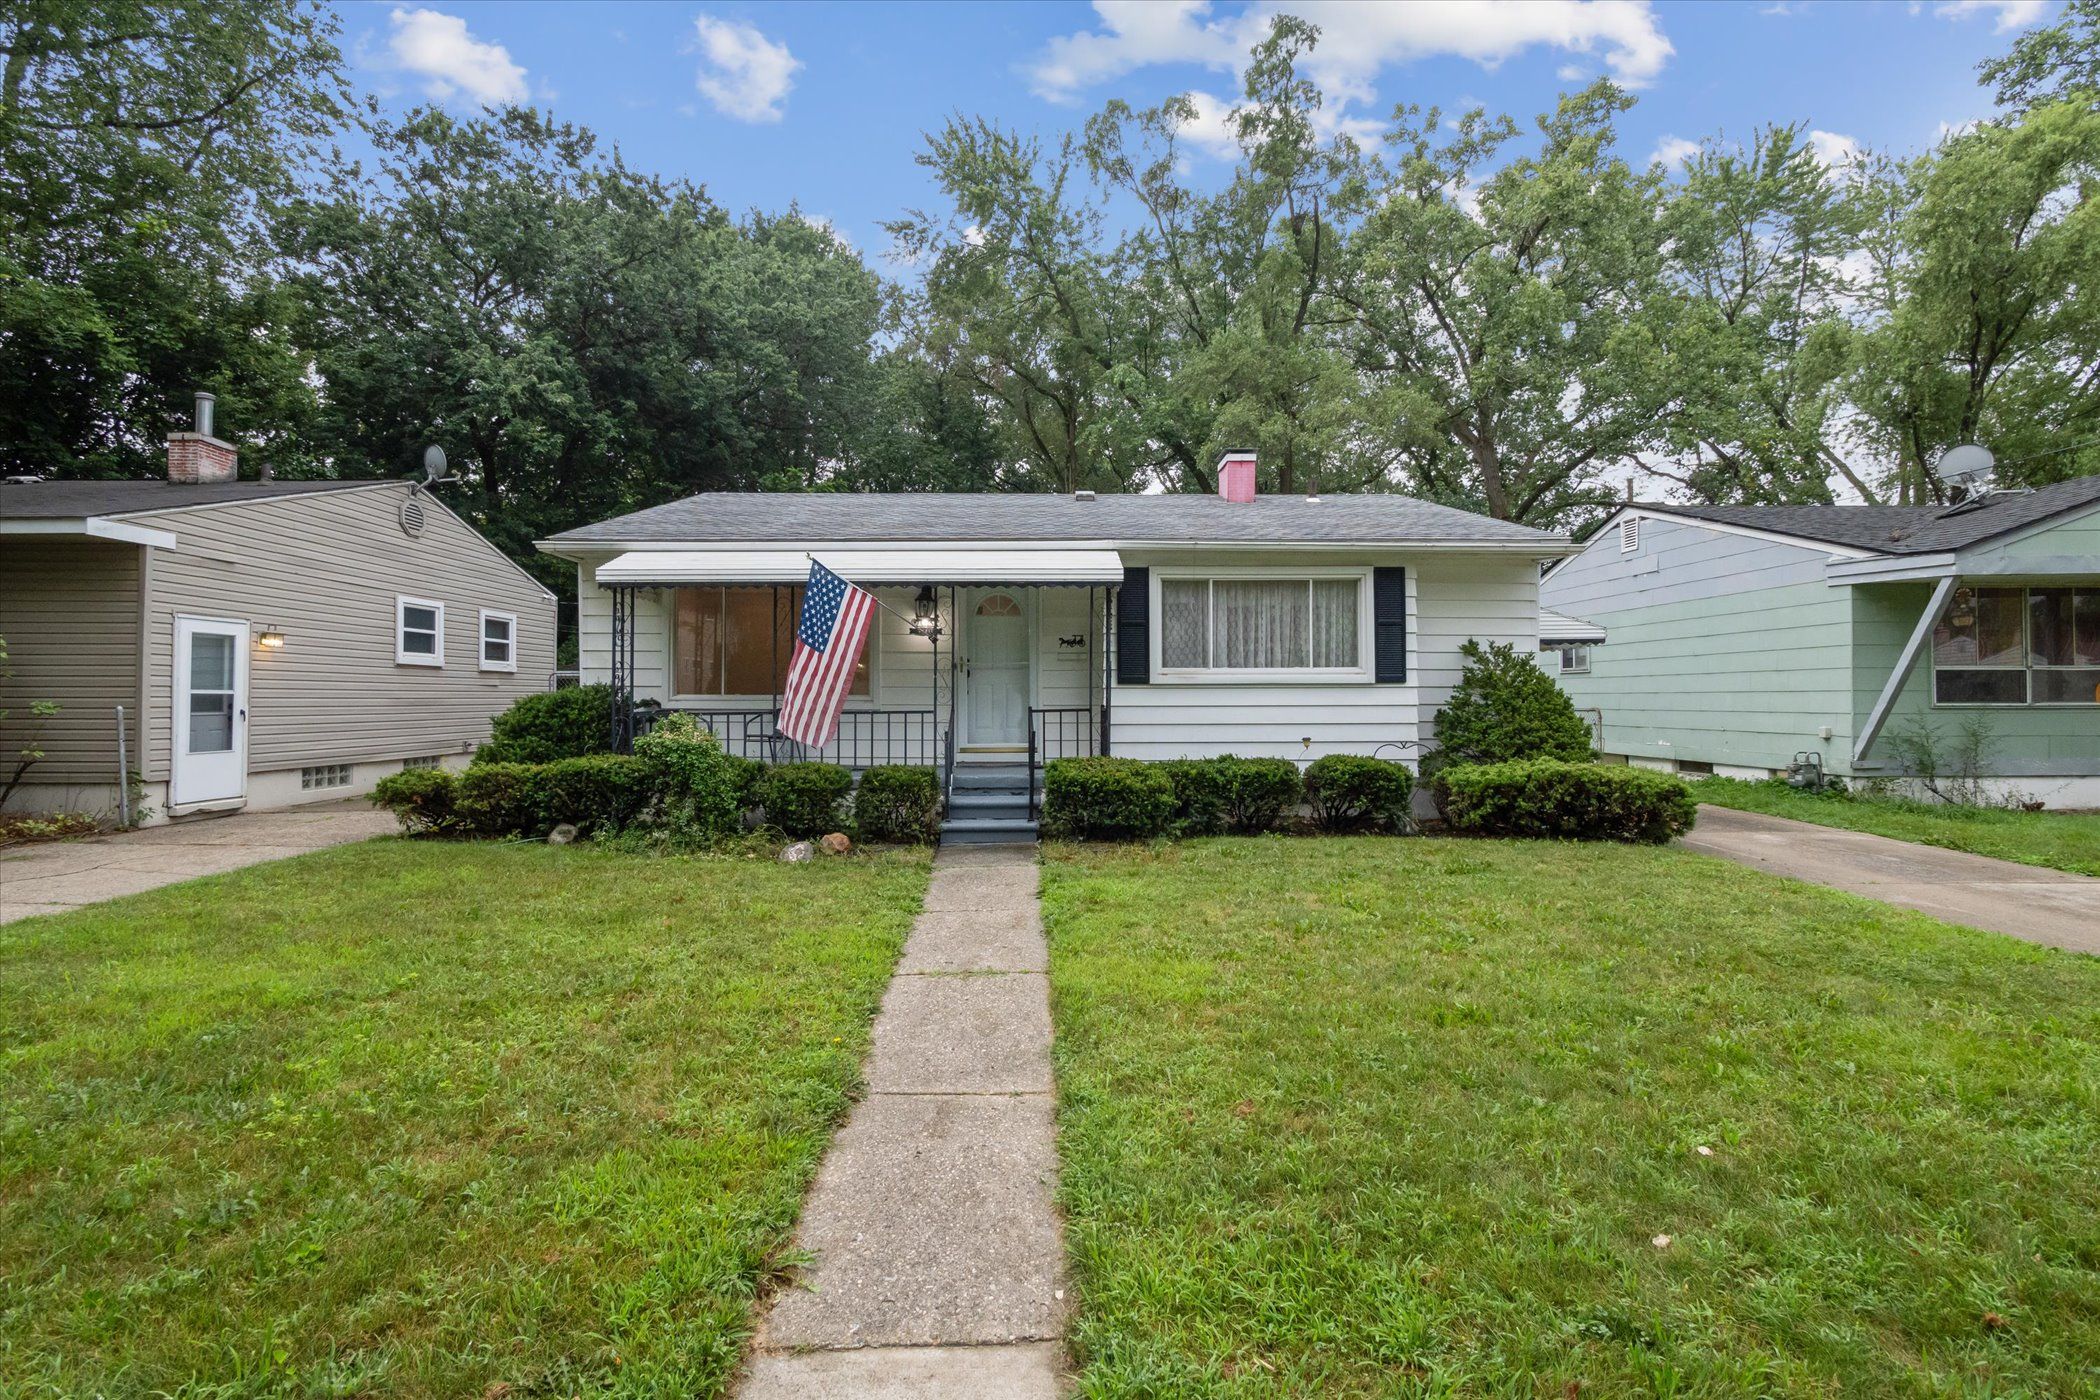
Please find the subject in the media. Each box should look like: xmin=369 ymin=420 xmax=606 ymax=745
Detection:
xmin=1853 ymin=574 xmax=1957 ymax=769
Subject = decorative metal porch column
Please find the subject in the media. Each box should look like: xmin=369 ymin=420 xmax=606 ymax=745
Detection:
xmin=608 ymin=583 xmax=639 ymax=752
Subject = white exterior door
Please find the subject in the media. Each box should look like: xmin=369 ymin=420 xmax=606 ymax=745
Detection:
xmin=173 ymin=617 xmax=248 ymax=807
xmin=965 ymin=591 xmax=1029 ymax=746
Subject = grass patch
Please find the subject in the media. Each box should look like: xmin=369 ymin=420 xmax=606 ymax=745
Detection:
xmin=1691 ymin=776 xmax=2100 ymax=878
xmin=0 ymin=838 xmax=930 ymax=1397
xmin=1044 ymin=836 xmax=2100 ymax=1396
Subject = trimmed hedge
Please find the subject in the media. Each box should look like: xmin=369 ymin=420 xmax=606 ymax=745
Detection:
xmin=475 ymin=685 xmax=614 ymax=764
xmin=1438 ymin=760 xmax=1696 ymax=844
xmin=1431 ymin=640 xmax=1593 ymax=767
xmin=1042 ymin=757 xmax=1176 ymax=840
xmin=1213 ymin=755 xmax=1303 ymax=834
xmin=454 ymin=763 xmax=539 ymax=836
xmin=1305 ymin=754 xmax=1415 ymax=833
xmin=531 ymin=754 xmax=653 ymax=832
xmin=758 ymin=762 xmax=855 ymax=837
xmin=369 ymin=767 xmax=457 ymax=834
xmin=1156 ymin=759 xmax=1230 ymax=836
xmin=855 ymin=765 xmax=941 ymax=844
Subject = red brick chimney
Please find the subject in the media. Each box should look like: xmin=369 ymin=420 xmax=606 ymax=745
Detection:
xmin=1217 ymin=450 xmax=1256 ymax=503
xmin=167 ymin=391 xmax=236 ymax=484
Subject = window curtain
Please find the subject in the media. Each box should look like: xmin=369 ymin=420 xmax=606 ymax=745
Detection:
xmin=1158 ymin=578 xmax=1361 ymax=670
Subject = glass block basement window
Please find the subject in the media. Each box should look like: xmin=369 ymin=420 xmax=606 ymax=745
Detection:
xmin=300 ymin=764 xmax=352 ymax=790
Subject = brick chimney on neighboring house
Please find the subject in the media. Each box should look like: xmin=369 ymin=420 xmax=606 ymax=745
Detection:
xmin=167 ymin=392 xmax=236 ymax=483
xmin=1217 ymin=449 xmax=1256 ymax=503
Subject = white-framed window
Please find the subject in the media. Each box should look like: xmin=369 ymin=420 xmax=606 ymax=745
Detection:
xmin=479 ymin=609 xmax=517 ymax=672
xmin=1153 ymin=569 xmax=1369 ymax=680
xmin=1933 ymin=584 xmax=2100 ymax=706
xmin=670 ymin=585 xmax=872 ymax=699
xmin=1554 ymin=643 xmax=1591 ymax=674
xmin=1619 ymin=516 xmax=1640 ymax=552
xmin=396 ymin=595 xmax=444 ymax=666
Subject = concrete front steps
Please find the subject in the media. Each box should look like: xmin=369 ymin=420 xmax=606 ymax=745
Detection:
xmin=941 ymin=762 xmax=1038 ymax=845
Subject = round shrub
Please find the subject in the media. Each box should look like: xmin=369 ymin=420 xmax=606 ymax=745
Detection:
xmin=1305 ymin=754 xmax=1415 ymax=832
xmin=370 ymin=767 xmax=457 ymax=835
xmin=634 ymin=712 xmax=751 ymax=843
xmin=1156 ymin=759 xmax=1229 ymax=836
xmin=1041 ymin=757 xmax=1175 ymax=840
xmin=528 ymin=754 xmax=652 ymax=833
xmin=855 ymin=765 xmax=941 ymax=844
xmin=1438 ymin=759 xmax=1696 ymax=844
xmin=453 ymin=763 xmax=539 ymax=837
xmin=1212 ymin=755 xmax=1305 ymax=833
xmin=1432 ymin=640 xmax=1593 ymax=767
xmin=758 ymin=762 xmax=855 ymax=837
xmin=476 ymin=685 xmax=614 ymax=764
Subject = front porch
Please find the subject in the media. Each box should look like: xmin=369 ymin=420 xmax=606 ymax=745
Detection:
xmin=595 ymin=561 xmax=1121 ymax=839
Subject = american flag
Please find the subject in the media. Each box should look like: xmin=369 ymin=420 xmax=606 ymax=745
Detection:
xmin=778 ymin=560 xmax=876 ymax=749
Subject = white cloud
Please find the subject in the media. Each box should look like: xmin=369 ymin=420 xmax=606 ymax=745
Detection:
xmin=1807 ymin=128 xmax=1861 ymax=168
xmin=1177 ymin=90 xmax=1244 ymax=158
xmin=692 ymin=15 xmax=801 ymax=123
xmin=1933 ymin=0 xmax=2047 ymax=32
xmin=1649 ymin=134 xmax=1701 ymax=170
xmin=1557 ymin=63 xmax=1588 ymax=80
xmin=1028 ymin=0 xmax=1676 ymax=108
xmin=387 ymin=7 xmax=528 ymax=105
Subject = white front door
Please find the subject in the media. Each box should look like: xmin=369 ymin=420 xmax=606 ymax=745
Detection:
xmin=172 ymin=617 xmax=248 ymax=807
xmin=965 ymin=591 xmax=1029 ymax=747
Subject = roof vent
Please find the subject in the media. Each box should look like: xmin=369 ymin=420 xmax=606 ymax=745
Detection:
xmin=1073 ymin=488 xmax=1096 ymax=501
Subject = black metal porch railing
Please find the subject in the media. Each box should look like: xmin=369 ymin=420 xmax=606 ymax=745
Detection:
xmin=647 ymin=707 xmax=942 ymax=769
xmin=1028 ymin=706 xmax=1098 ymax=819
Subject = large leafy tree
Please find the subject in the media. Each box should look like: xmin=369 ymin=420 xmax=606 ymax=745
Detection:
xmin=1345 ymin=85 xmax=1665 ymax=523
xmin=281 ymin=107 xmax=894 ymax=583
xmin=1845 ymin=100 xmax=2100 ymax=501
xmin=0 ymin=0 xmax=345 ymax=476
xmin=1636 ymin=125 xmax=1870 ymax=503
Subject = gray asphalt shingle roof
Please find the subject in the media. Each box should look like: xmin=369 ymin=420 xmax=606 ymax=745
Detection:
xmin=0 ymin=477 xmax=396 ymax=520
xmin=1638 ymin=475 xmax=2100 ymax=555
xmin=541 ymin=491 xmax=1566 ymax=548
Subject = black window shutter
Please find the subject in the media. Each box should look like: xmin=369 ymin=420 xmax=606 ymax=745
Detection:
xmin=1373 ymin=567 xmax=1407 ymax=683
xmin=1115 ymin=567 xmax=1150 ymax=685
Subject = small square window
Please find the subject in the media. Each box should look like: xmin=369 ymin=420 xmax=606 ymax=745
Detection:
xmin=480 ymin=610 xmax=518 ymax=673
xmin=397 ymin=596 xmax=444 ymax=666
xmin=1558 ymin=644 xmax=1591 ymax=674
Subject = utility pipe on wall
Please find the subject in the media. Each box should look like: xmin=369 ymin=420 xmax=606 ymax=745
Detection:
xmin=114 ymin=705 xmax=130 ymax=827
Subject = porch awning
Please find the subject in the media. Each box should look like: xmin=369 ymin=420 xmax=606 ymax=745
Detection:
xmin=1539 ymin=607 xmax=1607 ymax=644
xmin=593 ymin=548 xmax=1125 ymax=587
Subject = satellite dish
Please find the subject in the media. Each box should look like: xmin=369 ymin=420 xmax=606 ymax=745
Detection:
xmin=1934 ymin=444 xmax=1994 ymax=485
xmin=422 ymin=444 xmax=449 ymax=482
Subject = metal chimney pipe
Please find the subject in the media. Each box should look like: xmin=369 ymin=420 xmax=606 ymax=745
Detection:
xmin=194 ymin=391 xmax=215 ymax=438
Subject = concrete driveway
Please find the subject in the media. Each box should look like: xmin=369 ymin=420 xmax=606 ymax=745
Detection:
xmin=0 ymin=801 xmax=396 ymax=925
xmin=1682 ymin=805 xmax=2100 ymax=955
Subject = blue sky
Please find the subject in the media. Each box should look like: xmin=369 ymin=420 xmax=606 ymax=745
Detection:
xmin=338 ymin=0 xmax=2056 ymax=260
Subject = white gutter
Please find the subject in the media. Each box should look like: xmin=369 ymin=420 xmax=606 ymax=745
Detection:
xmin=1853 ymin=574 xmax=1956 ymax=767
xmin=1 ymin=517 xmax=179 ymax=549
xmin=540 ymin=535 xmax=1577 ymax=560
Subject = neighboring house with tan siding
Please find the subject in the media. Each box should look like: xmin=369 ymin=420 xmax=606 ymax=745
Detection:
xmin=1 ymin=399 xmax=554 ymax=824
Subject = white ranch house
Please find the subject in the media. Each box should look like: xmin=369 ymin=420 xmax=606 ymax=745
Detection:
xmin=539 ymin=454 xmax=1577 ymax=841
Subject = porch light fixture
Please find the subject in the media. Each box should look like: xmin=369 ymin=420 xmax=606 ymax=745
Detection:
xmin=257 ymin=626 xmax=286 ymax=650
xmin=909 ymin=585 xmax=943 ymax=639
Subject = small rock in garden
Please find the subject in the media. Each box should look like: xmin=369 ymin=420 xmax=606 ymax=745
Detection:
xmin=819 ymin=831 xmax=852 ymax=855
xmin=1651 ymin=1234 xmax=1672 ymax=1249
xmin=546 ymin=823 xmax=578 ymax=846
xmin=779 ymin=840 xmax=815 ymax=864
xmin=1695 ymin=1145 xmax=1714 ymax=1157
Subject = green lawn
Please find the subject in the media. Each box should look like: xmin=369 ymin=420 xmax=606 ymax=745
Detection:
xmin=1691 ymin=776 xmax=2100 ymax=877
xmin=1044 ymin=837 xmax=2100 ymax=1397
xmin=0 ymin=839 xmax=929 ymax=1398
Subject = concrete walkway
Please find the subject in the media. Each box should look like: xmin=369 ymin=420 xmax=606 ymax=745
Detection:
xmin=0 ymin=801 xmax=395 ymax=924
xmin=1683 ymin=805 xmax=2100 ymax=954
xmin=739 ymin=843 xmax=1066 ymax=1398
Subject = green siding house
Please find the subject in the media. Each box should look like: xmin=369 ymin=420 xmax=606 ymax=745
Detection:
xmin=1540 ymin=477 xmax=2100 ymax=807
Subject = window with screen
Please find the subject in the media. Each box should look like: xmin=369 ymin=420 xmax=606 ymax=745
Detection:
xmin=1932 ymin=585 xmax=2100 ymax=705
xmin=672 ymin=586 xmax=872 ymax=698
